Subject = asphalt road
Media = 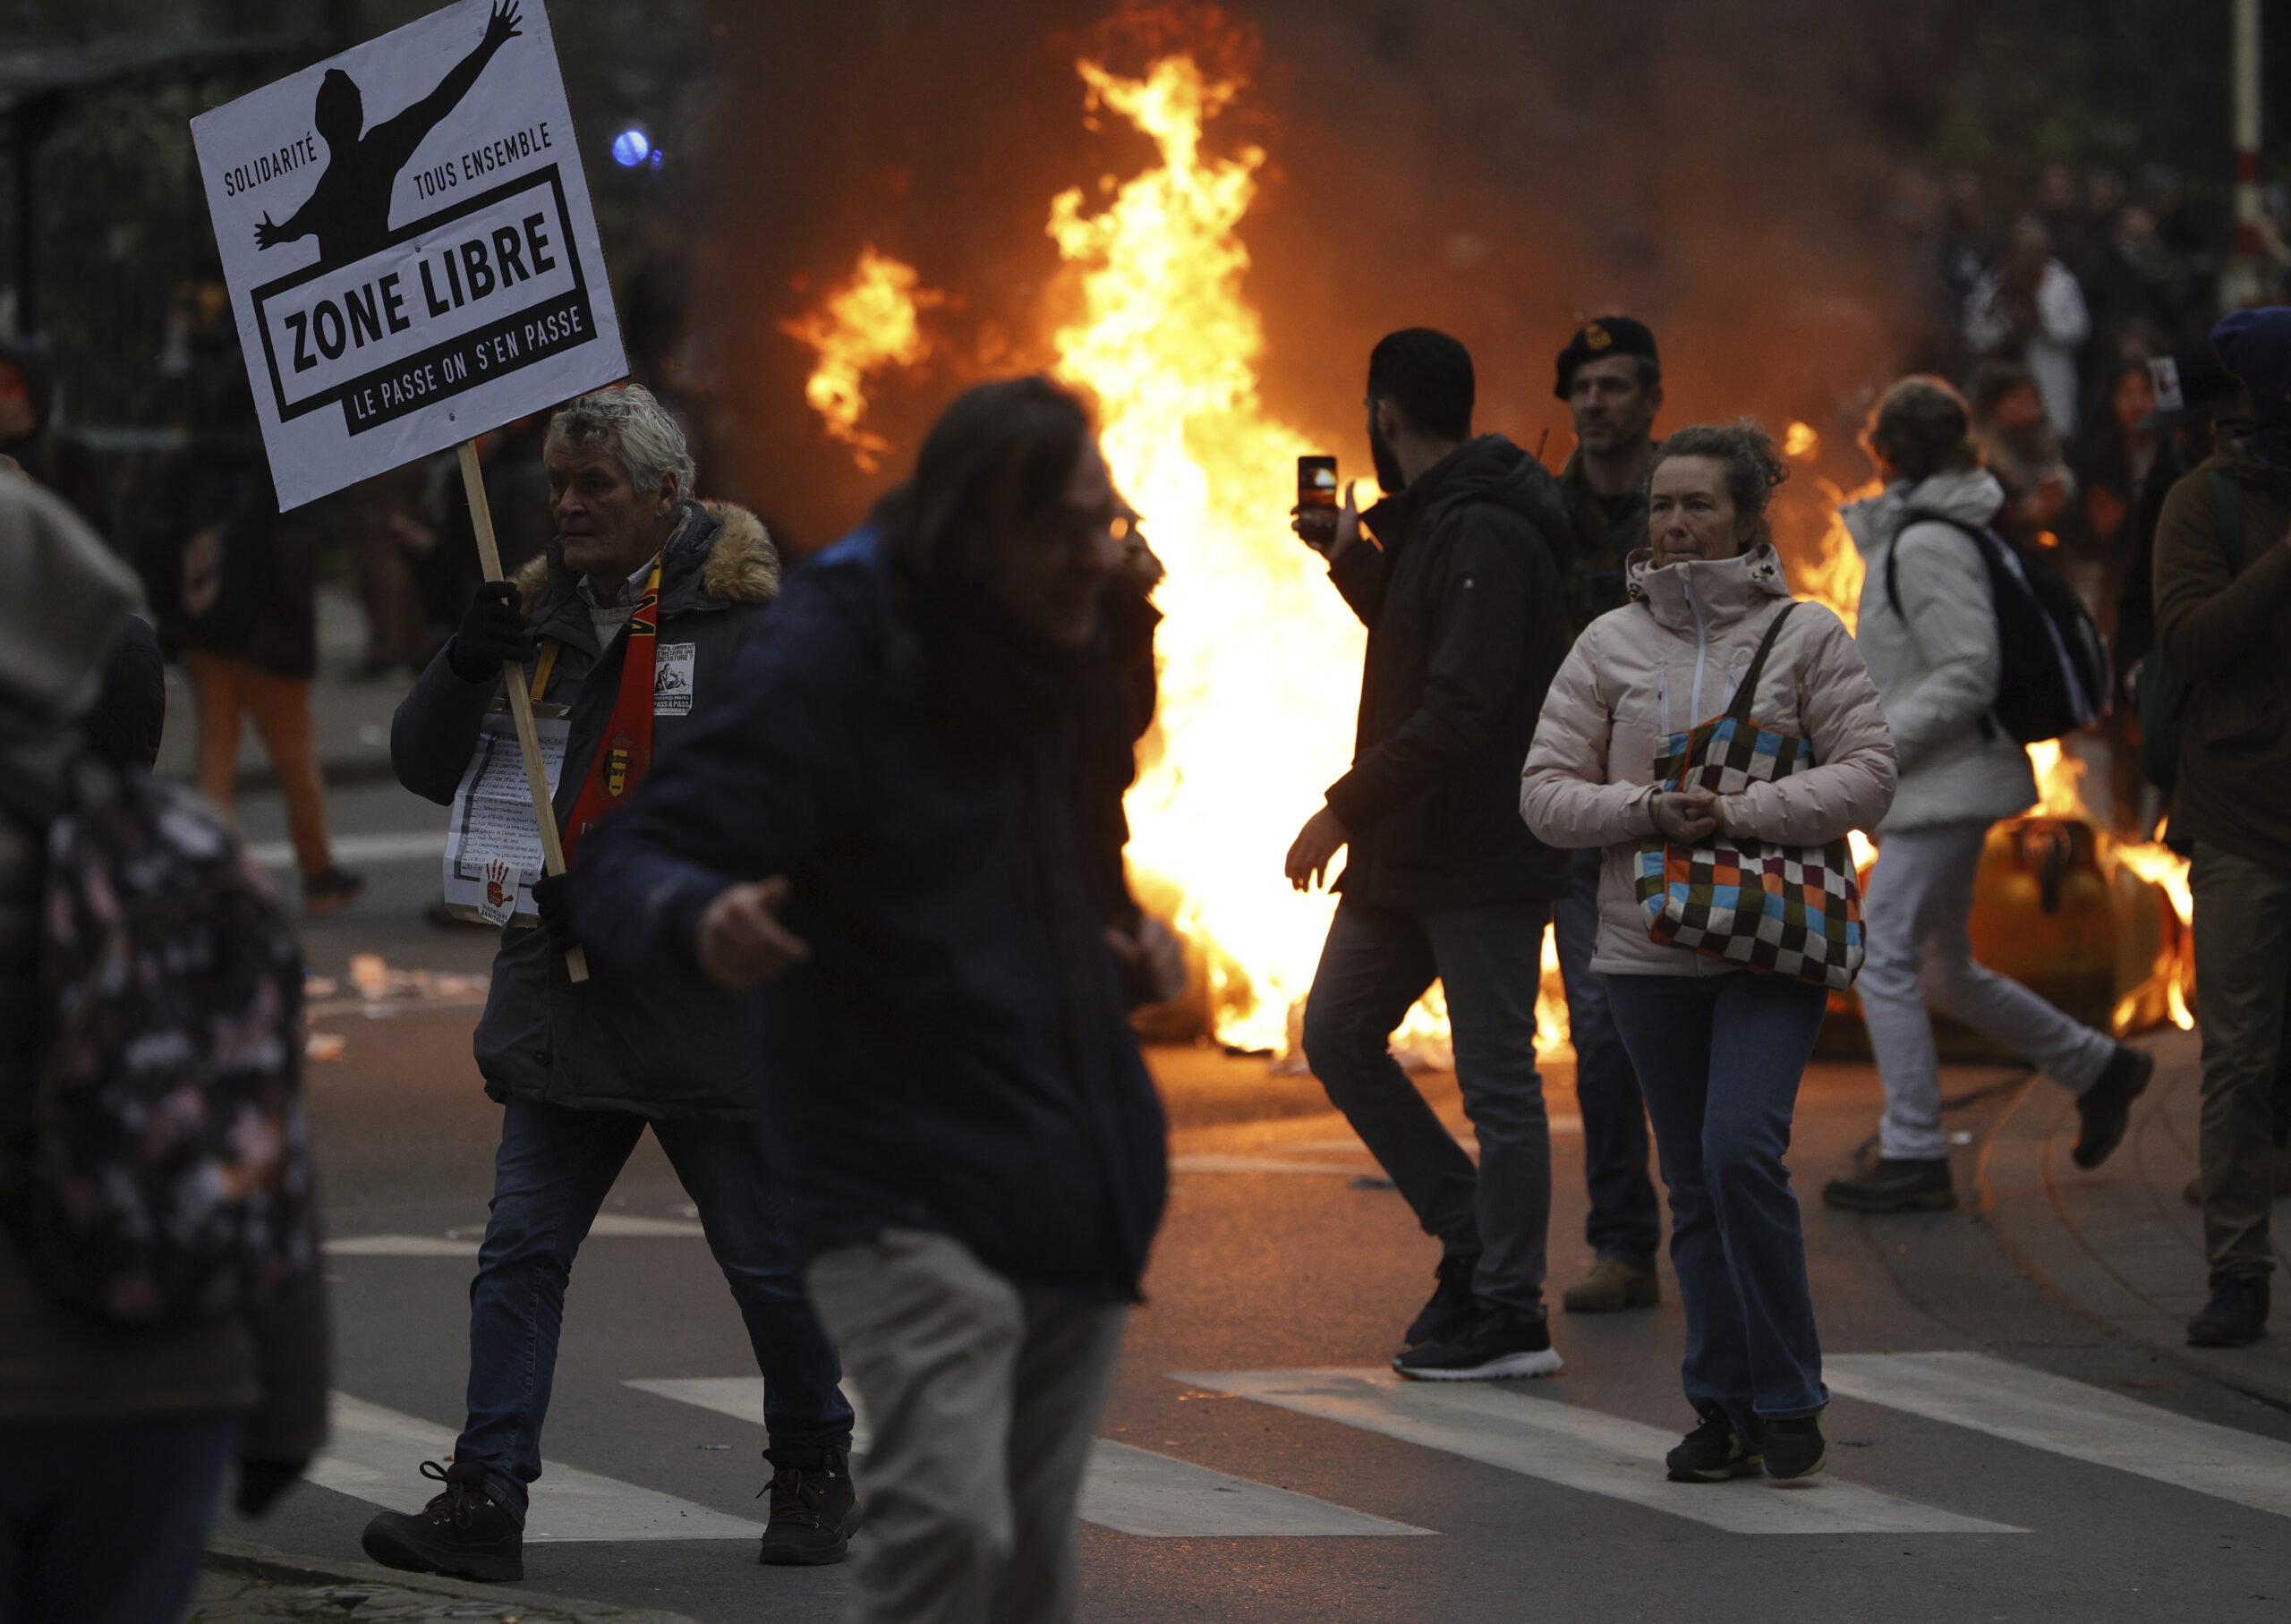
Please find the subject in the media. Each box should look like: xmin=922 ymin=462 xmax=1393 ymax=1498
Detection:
xmin=209 ymin=777 xmax=2291 ymax=1624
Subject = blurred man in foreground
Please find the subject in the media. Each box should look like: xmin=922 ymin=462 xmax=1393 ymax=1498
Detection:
xmin=573 ymin=377 xmax=1173 ymax=1624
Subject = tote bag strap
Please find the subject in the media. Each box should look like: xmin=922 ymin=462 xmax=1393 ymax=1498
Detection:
xmin=1723 ymin=601 xmax=1801 ymax=727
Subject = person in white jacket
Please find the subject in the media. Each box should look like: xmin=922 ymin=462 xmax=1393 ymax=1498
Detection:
xmin=1821 ymin=378 xmax=2153 ymax=1215
xmin=1522 ymin=422 xmax=1897 ymax=1486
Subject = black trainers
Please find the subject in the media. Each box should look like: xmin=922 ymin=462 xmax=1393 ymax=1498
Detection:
xmin=1665 ymin=1407 xmax=1763 ymax=1483
xmin=1821 ymin=1158 xmax=1956 ymax=1212
xmin=361 ymin=1459 xmax=522 ymax=1583
xmin=757 ymin=1446 xmax=858 ymax=1565
xmin=1393 ymin=1303 xmax=1563 ymax=1382
xmin=1403 ymin=1252 xmax=1481 ymax=1348
xmin=304 ymin=866 xmax=367 ymax=917
xmin=1762 ymin=1414 xmax=1827 ymax=1480
xmin=2187 ymin=1273 xmax=2270 ymax=1348
xmin=2073 ymin=1045 xmax=2155 ymax=1169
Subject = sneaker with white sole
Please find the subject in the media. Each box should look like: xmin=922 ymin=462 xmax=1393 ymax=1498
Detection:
xmin=1392 ymin=1304 xmax=1563 ymax=1381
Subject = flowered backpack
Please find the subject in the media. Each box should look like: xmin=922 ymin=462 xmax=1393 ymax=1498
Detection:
xmin=0 ymin=755 xmax=317 ymax=1324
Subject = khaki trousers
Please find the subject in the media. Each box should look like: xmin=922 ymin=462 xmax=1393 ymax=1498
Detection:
xmin=190 ymin=652 xmax=332 ymax=880
xmin=2190 ymin=842 xmax=2291 ymax=1280
xmin=805 ymin=1230 xmax=1127 ymax=1624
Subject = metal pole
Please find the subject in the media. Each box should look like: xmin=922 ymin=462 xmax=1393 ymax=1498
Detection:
xmin=2226 ymin=0 xmax=2267 ymax=309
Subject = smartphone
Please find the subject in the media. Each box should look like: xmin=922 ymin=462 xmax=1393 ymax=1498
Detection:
xmin=1298 ymin=455 xmax=1339 ymax=509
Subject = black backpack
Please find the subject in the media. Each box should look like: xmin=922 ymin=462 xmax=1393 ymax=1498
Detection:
xmin=0 ymin=753 xmax=317 ymax=1325
xmin=2134 ymin=472 xmax=2245 ymax=794
xmin=1884 ymin=512 xmax=2108 ymax=744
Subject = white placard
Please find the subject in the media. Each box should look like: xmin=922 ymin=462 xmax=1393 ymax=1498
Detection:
xmin=443 ymin=708 xmax=569 ymax=923
xmin=192 ymin=0 xmax=627 ymax=511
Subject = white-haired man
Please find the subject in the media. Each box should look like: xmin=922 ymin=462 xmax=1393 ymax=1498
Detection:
xmin=363 ymin=387 xmax=857 ymax=1582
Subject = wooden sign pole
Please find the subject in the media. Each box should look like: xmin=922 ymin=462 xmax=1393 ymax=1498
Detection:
xmin=456 ymin=439 xmax=589 ymax=982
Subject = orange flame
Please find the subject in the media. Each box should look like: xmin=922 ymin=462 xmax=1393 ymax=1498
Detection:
xmin=1793 ymin=477 xmax=1873 ymax=633
xmin=1045 ymin=52 xmax=1370 ymax=1050
xmin=1782 ymin=421 xmax=1819 ymax=459
xmin=782 ymin=247 xmax=944 ymax=472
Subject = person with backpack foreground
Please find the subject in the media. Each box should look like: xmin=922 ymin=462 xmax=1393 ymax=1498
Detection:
xmin=1289 ymin=329 xmax=1574 ymax=1382
xmin=1521 ymin=423 xmax=1897 ymax=1484
xmin=1822 ymin=378 xmax=2152 ymax=1216
xmin=2152 ymin=308 xmax=2291 ymax=1349
xmin=569 ymin=378 xmax=1172 ymax=1624
xmin=369 ymin=387 xmax=856 ymax=1582
xmin=0 ymin=470 xmax=328 ymax=1623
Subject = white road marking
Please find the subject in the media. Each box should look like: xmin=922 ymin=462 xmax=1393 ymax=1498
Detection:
xmin=311 ymin=1392 xmax=762 ymax=1542
xmin=323 ymin=1216 xmax=706 ymax=1258
xmin=324 ymin=1235 xmax=478 ymax=1257
xmin=1177 ymin=1368 xmax=2022 ymax=1536
xmin=1827 ymin=1351 xmax=2291 ymax=1522
xmin=630 ymin=1377 xmax=1427 ymax=1538
xmin=247 ymin=830 xmax=446 ymax=869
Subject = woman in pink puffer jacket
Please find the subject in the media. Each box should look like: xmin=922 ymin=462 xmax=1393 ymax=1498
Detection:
xmin=1520 ymin=422 xmax=1897 ymax=1487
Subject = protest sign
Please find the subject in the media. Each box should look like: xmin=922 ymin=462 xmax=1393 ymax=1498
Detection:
xmin=195 ymin=1 xmax=611 ymax=978
xmin=192 ymin=0 xmax=626 ymax=513
xmin=442 ymin=706 xmax=569 ymax=925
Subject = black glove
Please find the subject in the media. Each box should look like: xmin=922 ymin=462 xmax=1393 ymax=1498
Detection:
xmin=235 ymin=1456 xmax=303 ymax=1518
xmin=530 ymin=870 xmax=580 ymax=954
xmin=447 ymin=580 xmax=537 ymax=682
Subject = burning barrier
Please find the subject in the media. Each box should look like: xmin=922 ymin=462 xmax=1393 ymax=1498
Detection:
xmin=780 ymin=32 xmax=2191 ymax=1053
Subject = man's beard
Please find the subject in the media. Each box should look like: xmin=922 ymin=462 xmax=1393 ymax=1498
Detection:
xmin=1368 ymin=419 xmax=1408 ymax=496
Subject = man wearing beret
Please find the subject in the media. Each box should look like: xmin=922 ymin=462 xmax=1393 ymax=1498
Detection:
xmin=1548 ymin=316 xmax=1667 ymax=1317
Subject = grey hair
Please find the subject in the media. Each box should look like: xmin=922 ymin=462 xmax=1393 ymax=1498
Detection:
xmin=546 ymin=384 xmax=695 ymax=501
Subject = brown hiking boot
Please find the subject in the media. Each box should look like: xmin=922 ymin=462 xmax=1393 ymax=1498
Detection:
xmin=1563 ymin=1255 xmax=1660 ymax=1314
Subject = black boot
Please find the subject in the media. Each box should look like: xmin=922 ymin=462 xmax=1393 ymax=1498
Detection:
xmin=757 ymin=1446 xmax=858 ymax=1566
xmin=2187 ymin=1274 xmax=2270 ymax=1348
xmin=361 ymin=1459 xmax=523 ymax=1583
xmin=2073 ymin=1045 xmax=2155 ymax=1169
xmin=1822 ymin=1158 xmax=1955 ymax=1212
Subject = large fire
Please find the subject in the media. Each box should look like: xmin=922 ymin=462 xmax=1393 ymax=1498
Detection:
xmin=1045 ymin=52 xmax=1368 ymax=1050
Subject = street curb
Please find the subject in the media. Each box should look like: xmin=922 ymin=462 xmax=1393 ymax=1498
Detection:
xmin=1978 ymin=1060 xmax=2291 ymax=1414
xmin=205 ymin=1537 xmax=703 ymax=1624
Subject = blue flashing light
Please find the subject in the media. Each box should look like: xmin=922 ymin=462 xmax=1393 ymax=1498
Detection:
xmin=610 ymin=128 xmax=652 ymax=167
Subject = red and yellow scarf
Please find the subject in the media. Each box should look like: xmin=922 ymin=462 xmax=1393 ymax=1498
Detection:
xmin=561 ymin=557 xmax=663 ymax=862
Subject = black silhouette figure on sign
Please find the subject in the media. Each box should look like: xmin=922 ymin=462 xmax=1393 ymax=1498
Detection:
xmin=255 ymin=2 xmax=523 ymax=268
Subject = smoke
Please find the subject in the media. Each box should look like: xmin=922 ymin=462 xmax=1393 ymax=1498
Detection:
xmin=688 ymin=0 xmax=1948 ymax=555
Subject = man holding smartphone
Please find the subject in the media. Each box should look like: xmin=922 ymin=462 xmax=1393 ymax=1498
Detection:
xmin=1288 ymin=328 xmax=1574 ymax=1380
xmin=1549 ymin=316 xmax=1667 ymax=1316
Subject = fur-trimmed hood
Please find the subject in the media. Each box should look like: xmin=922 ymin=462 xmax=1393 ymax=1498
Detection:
xmin=513 ymin=499 xmax=779 ymax=608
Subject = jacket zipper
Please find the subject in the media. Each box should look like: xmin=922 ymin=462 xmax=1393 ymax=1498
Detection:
xmin=1657 ymin=664 xmax=1670 ymax=738
xmin=1683 ymin=575 xmax=1709 ymax=724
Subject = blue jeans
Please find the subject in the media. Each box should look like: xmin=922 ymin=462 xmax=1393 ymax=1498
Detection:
xmin=1301 ymin=902 xmax=1553 ymax=1314
xmin=1554 ymin=847 xmax=1661 ymax=1265
xmin=458 ymin=1098 xmax=855 ymax=1522
xmin=1606 ymin=972 xmax=1829 ymax=1431
xmin=0 ymin=1410 xmax=237 ymax=1624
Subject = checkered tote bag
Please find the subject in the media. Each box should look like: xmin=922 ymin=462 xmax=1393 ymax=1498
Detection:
xmin=1633 ymin=602 xmax=1865 ymax=990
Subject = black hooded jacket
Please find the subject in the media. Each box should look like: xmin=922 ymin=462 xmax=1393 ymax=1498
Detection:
xmin=1324 ymin=435 xmax=1571 ymax=908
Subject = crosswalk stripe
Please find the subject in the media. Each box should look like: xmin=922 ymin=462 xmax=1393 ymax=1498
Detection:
xmin=1826 ymin=1351 xmax=2291 ymax=1521
xmin=1178 ymin=1368 xmax=2023 ymax=1536
xmin=324 ymin=1216 xmax=708 ymax=1258
xmin=311 ymin=1392 xmax=762 ymax=1542
xmin=629 ymin=1377 xmax=1428 ymax=1538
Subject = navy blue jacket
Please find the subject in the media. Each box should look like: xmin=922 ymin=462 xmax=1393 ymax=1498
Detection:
xmin=569 ymin=529 xmax=1168 ymax=1300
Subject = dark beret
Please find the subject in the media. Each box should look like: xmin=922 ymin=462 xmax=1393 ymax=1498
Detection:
xmin=1555 ymin=316 xmax=1660 ymax=400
